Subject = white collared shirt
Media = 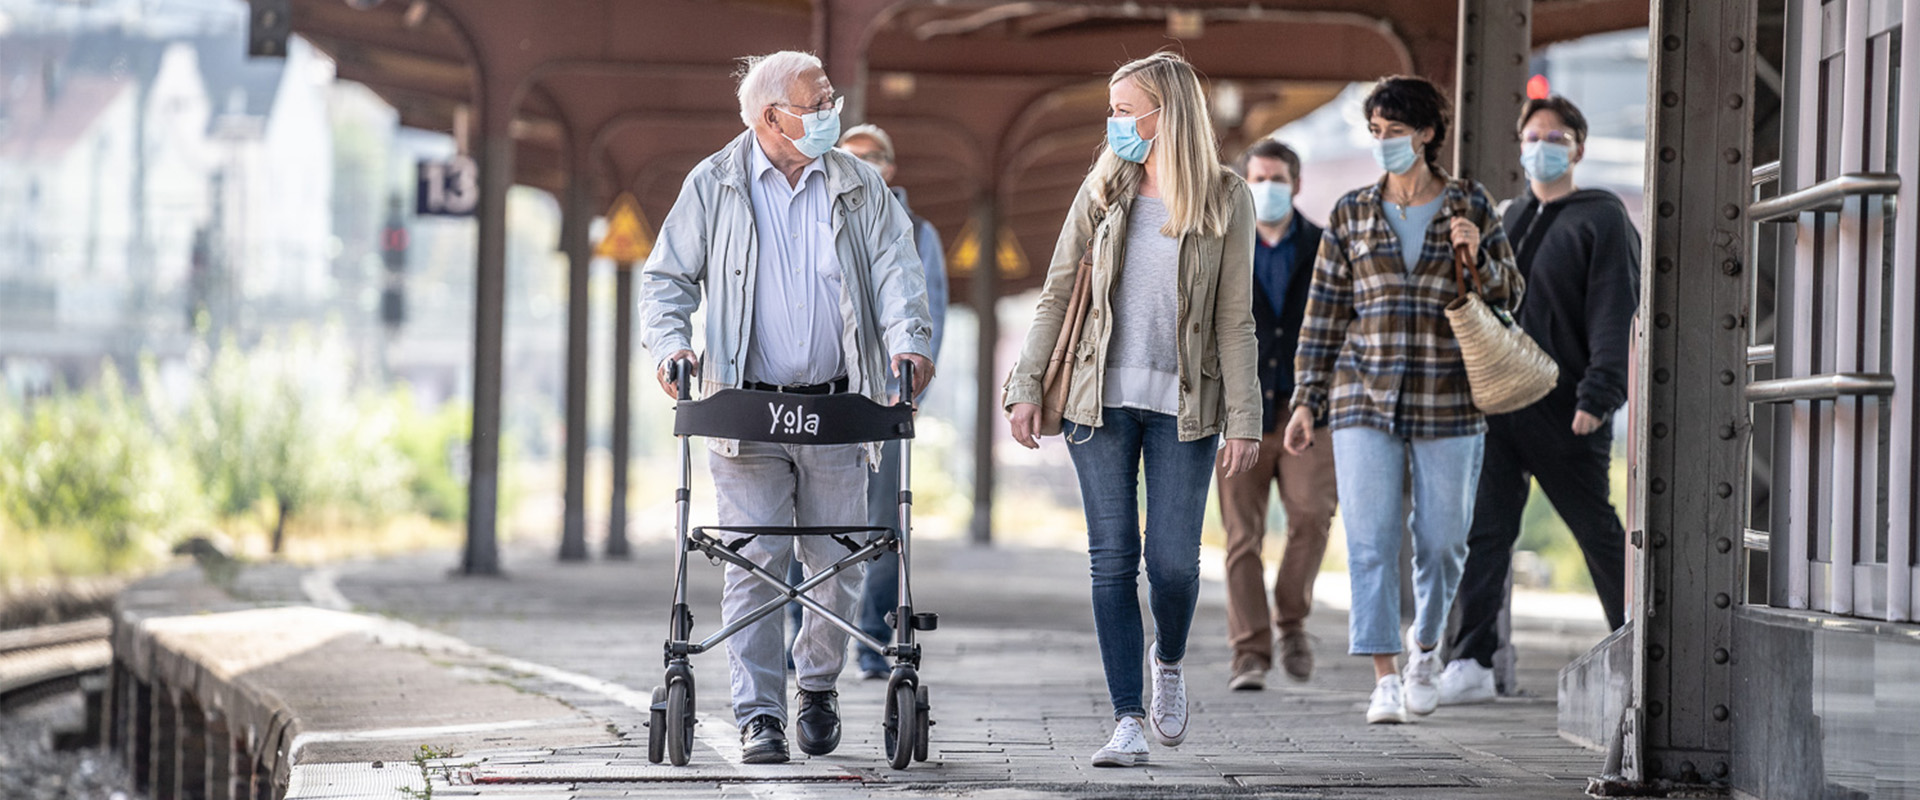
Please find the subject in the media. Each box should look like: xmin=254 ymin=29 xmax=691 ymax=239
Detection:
xmin=742 ymin=136 xmax=846 ymax=386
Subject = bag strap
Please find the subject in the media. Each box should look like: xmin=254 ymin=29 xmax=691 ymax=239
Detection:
xmin=1509 ymin=194 xmax=1568 ymax=279
xmin=1452 ymin=243 xmax=1485 ymax=298
xmin=1446 ymin=179 xmax=1490 ymax=300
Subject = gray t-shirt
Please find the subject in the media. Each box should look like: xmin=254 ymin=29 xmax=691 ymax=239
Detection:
xmin=1102 ymin=196 xmax=1181 ymax=415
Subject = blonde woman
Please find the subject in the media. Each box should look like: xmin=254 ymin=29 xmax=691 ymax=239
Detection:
xmin=1003 ymin=51 xmax=1261 ymax=767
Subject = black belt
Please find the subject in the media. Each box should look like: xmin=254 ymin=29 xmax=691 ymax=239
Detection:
xmin=743 ymin=376 xmax=848 ymax=395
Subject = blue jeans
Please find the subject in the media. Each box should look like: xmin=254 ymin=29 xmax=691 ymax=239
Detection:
xmin=1331 ymin=425 xmax=1485 ymax=654
xmin=1067 ymin=408 xmax=1218 ymax=720
xmin=856 ymin=439 xmax=904 ymax=674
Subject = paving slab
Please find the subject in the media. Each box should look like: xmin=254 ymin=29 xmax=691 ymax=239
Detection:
xmin=260 ymin=535 xmax=1614 ymax=799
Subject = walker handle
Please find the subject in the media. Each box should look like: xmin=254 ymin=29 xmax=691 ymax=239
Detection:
xmin=668 ymin=357 xmax=694 ymax=402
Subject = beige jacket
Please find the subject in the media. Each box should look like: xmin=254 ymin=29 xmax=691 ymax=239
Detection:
xmin=1003 ymin=170 xmax=1262 ymax=442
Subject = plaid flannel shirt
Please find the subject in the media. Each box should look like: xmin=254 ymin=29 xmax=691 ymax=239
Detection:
xmin=1288 ymin=171 xmax=1522 ymax=439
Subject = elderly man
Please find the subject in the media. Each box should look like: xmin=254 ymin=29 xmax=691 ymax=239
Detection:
xmin=836 ymin=123 xmax=948 ymax=680
xmin=641 ymin=51 xmax=935 ymax=765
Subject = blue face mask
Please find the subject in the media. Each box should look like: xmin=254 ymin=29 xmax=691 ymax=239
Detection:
xmin=1521 ymin=140 xmax=1573 ymax=183
xmin=1371 ymin=134 xmax=1419 ymax=175
xmin=1250 ymin=181 xmax=1294 ymax=224
xmin=778 ymin=100 xmax=843 ymax=160
xmin=1106 ymin=107 xmax=1161 ymax=164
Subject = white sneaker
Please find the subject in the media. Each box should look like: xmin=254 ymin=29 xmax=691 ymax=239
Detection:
xmin=1437 ymin=659 xmax=1498 ymax=705
xmin=1091 ymin=716 xmax=1150 ymax=767
xmin=1367 ymin=675 xmax=1408 ymax=724
xmin=1403 ymin=646 xmax=1441 ymax=716
xmin=1149 ymin=654 xmax=1188 ymax=746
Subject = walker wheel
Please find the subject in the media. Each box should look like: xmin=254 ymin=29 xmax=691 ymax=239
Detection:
xmin=646 ymin=686 xmax=667 ymax=764
xmin=666 ymin=680 xmax=694 ymax=766
xmin=885 ymin=681 xmax=917 ymax=770
xmin=913 ymin=685 xmax=931 ymax=762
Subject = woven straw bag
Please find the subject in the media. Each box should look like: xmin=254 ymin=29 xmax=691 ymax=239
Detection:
xmin=1037 ymin=241 xmax=1095 ymax=436
xmin=1444 ymin=242 xmax=1558 ymax=414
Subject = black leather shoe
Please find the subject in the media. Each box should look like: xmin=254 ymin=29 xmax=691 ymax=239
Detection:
xmin=794 ymin=688 xmax=841 ymax=756
xmin=739 ymin=715 xmax=789 ymax=764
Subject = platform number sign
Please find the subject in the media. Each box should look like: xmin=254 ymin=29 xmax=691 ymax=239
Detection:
xmin=416 ymin=156 xmax=478 ymax=216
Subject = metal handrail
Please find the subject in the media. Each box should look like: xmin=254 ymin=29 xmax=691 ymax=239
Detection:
xmin=1751 ymin=161 xmax=1781 ymax=188
xmin=1747 ymin=344 xmax=1775 ymax=367
xmin=1744 ymin=372 xmax=1896 ymax=404
xmin=1744 ymin=528 xmax=1770 ymax=552
xmin=1749 ymin=172 xmax=1901 ymax=222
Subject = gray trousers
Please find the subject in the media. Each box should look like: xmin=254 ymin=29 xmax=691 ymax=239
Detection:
xmin=711 ymin=440 xmax=867 ymax=727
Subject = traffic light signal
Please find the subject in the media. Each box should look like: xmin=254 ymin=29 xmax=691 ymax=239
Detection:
xmin=380 ymin=195 xmax=408 ymax=327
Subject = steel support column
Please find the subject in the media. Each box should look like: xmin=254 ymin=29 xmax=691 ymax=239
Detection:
xmin=558 ymin=160 xmax=592 ymax=563
xmin=969 ymin=192 xmax=1000 ymax=546
xmin=1628 ymin=0 xmax=1755 ymax=787
xmin=463 ymin=74 xmax=515 ymax=577
xmin=1453 ymin=0 xmax=1529 ymax=201
xmin=609 ymin=260 xmax=635 ymax=559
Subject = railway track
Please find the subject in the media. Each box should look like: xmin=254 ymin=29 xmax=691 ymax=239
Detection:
xmin=0 ymin=617 xmax=111 ymax=712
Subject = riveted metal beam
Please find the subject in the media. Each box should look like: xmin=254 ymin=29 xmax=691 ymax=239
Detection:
xmin=1453 ymin=0 xmax=1529 ymax=200
xmin=1629 ymin=0 xmax=1756 ymax=788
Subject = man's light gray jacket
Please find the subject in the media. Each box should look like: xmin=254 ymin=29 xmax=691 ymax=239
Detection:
xmin=640 ymin=130 xmax=934 ymax=453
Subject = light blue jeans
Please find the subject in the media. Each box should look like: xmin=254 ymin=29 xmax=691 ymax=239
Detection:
xmin=710 ymin=440 xmax=867 ymax=727
xmin=1331 ymin=425 xmax=1485 ymax=655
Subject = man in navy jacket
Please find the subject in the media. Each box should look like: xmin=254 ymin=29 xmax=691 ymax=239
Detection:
xmin=1217 ymin=139 xmax=1339 ymax=691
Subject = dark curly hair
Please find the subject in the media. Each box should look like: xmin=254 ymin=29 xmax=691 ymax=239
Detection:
xmin=1362 ymin=76 xmax=1451 ymax=169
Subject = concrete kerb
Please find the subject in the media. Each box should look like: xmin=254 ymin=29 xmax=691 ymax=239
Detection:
xmin=107 ymin=566 xmax=623 ymax=800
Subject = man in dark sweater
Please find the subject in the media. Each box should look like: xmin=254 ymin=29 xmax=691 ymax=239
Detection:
xmin=1439 ymin=96 xmax=1638 ymax=704
xmin=1217 ymin=139 xmax=1338 ymax=691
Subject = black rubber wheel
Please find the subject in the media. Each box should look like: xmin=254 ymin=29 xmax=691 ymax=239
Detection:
xmin=913 ymin=685 xmax=931 ymax=762
xmin=666 ymin=681 xmax=693 ymax=766
xmin=647 ymin=686 xmax=667 ymax=764
xmin=886 ymin=682 xmax=917 ymax=770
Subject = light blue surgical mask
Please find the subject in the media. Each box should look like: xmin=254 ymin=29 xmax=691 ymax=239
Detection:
xmin=1371 ymin=134 xmax=1419 ymax=175
xmin=1106 ymin=107 xmax=1161 ymax=164
xmin=1250 ymin=181 xmax=1294 ymax=224
xmin=1521 ymin=140 xmax=1573 ymax=183
xmin=778 ymin=97 xmax=844 ymax=160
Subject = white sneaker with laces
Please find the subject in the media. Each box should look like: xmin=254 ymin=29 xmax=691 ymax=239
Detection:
xmin=1403 ymin=645 xmax=1441 ymax=716
xmin=1367 ymin=674 xmax=1408 ymax=724
xmin=1091 ymin=716 xmax=1150 ymax=767
xmin=1436 ymin=658 xmax=1498 ymax=705
xmin=1149 ymin=654 xmax=1188 ymax=747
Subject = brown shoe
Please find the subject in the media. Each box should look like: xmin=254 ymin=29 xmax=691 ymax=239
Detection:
xmin=1280 ymin=630 xmax=1314 ymax=683
xmin=1228 ymin=654 xmax=1268 ymax=691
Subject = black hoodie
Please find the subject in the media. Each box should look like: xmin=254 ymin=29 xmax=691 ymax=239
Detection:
xmin=1499 ymin=187 xmax=1640 ymax=425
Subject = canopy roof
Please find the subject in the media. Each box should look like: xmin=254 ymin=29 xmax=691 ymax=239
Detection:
xmin=292 ymin=0 xmax=1648 ymax=297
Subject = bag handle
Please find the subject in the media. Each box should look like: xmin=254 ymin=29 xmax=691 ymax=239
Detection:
xmin=1446 ymin=179 xmax=1486 ymax=299
xmin=1452 ymin=243 xmax=1485 ymax=299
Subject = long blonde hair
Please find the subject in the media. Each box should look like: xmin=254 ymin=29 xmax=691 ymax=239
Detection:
xmin=1090 ymin=51 xmax=1229 ymax=238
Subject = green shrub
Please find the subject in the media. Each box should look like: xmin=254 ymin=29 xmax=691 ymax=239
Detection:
xmin=386 ymin=389 xmax=470 ymax=522
xmin=0 ymin=367 xmax=200 ymax=575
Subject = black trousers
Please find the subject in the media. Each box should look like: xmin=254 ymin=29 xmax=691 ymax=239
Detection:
xmin=1451 ymin=406 xmax=1628 ymax=668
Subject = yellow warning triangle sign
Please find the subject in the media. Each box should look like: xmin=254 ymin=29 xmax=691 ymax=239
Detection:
xmin=595 ymin=192 xmax=654 ymax=265
xmin=946 ymin=219 xmax=1028 ymax=278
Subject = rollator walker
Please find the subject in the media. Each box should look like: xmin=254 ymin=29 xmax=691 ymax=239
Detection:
xmin=647 ymin=358 xmax=936 ymax=770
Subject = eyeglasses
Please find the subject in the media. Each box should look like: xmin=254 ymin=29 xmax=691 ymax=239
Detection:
xmin=778 ymin=95 xmax=844 ymax=123
xmin=1523 ymin=130 xmax=1577 ymax=145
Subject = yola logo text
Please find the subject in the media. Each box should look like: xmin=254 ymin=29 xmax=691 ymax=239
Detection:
xmin=768 ymin=402 xmax=822 ymax=436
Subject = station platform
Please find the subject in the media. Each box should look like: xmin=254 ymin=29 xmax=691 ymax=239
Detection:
xmin=117 ymin=534 xmax=1611 ymax=799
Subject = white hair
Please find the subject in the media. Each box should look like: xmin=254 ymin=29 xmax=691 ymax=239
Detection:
xmin=736 ymin=51 xmax=822 ymax=128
